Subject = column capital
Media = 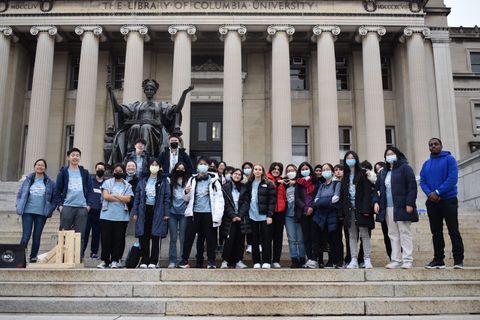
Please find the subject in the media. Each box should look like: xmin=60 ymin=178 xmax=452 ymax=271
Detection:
xmin=356 ymin=26 xmax=385 ymax=43
xmin=0 ymin=26 xmax=18 ymax=42
xmin=399 ymin=27 xmax=431 ymax=44
xmin=75 ymin=25 xmax=106 ymax=42
xmin=120 ymin=25 xmax=150 ymax=42
xmin=219 ymin=25 xmax=247 ymax=41
xmin=267 ymin=25 xmax=295 ymax=42
xmin=168 ymin=24 xmax=197 ymax=42
xmin=30 ymin=25 xmax=62 ymax=42
xmin=311 ymin=25 xmax=341 ymax=42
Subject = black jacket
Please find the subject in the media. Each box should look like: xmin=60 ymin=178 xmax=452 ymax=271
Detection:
xmin=159 ymin=147 xmax=195 ymax=176
xmin=240 ymin=178 xmax=276 ymax=218
xmin=220 ymin=181 xmax=249 ymax=237
xmin=339 ymin=169 xmax=374 ymax=229
xmin=294 ymin=182 xmax=320 ymax=221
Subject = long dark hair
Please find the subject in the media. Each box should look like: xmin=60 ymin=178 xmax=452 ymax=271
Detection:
xmin=384 ymin=146 xmax=407 ymax=161
xmin=297 ymin=161 xmax=317 ymax=184
xmin=171 ymin=161 xmax=189 ymax=188
xmin=343 ymin=150 xmax=362 ymax=181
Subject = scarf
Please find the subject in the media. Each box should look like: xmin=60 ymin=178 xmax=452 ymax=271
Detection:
xmin=297 ymin=176 xmax=315 ymax=194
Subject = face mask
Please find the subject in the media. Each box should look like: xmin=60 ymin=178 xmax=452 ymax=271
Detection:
xmin=197 ymin=164 xmax=209 ymax=174
xmin=243 ymin=168 xmax=252 ymax=176
xmin=386 ymin=155 xmax=397 ymax=164
xmin=149 ymin=165 xmax=160 ymax=174
xmin=126 ymin=170 xmax=136 ymax=177
xmin=225 ymin=173 xmax=232 ymax=181
xmin=346 ymin=159 xmax=356 ymax=167
xmin=170 ymin=142 xmax=179 ymax=149
xmin=322 ymin=170 xmax=333 ymax=180
xmin=96 ymin=170 xmax=105 ymax=178
xmin=286 ymin=172 xmax=296 ymax=180
xmin=113 ymin=172 xmax=124 ymax=180
xmin=301 ymin=169 xmax=310 ymax=177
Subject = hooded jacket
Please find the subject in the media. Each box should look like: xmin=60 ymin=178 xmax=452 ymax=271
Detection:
xmin=266 ymin=172 xmax=287 ymax=213
xmin=16 ymin=173 xmax=56 ymax=217
xmin=420 ymin=150 xmax=458 ymax=200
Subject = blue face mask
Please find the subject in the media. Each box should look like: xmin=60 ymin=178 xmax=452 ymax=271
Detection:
xmin=225 ymin=174 xmax=232 ymax=181
xmin=301 ymin=169 xmax=310 ymax=177
xmin=346 ymin=159 xmax=356 ymax=167
xmin=243 ymin=168 xmax=252 ymax=176
xmin=197 ymin=164 xmax=209 ymax=174
xmin=386 ymin=155 xmax=397 ymax=164
xmin=322 ymin=170 xmax=333 ymax=180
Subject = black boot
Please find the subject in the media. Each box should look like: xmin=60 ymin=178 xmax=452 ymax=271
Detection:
xmin=290 ymin=258 xmax=299 ymax=269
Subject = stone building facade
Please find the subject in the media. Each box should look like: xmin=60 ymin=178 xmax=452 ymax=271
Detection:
xmin=0 ymin=0 xmax=478 ymax=181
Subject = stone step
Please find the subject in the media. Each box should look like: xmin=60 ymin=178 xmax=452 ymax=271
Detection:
xmin=0 ymin=296 xmax=478 ymax=315
xmin=1 ymin=280 xmax=479 ymax=298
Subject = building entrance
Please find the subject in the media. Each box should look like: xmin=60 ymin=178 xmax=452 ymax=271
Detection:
xmin=189 ymin=103 xmax=223 ymax=162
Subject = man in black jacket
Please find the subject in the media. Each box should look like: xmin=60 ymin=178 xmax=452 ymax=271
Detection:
xmin=159 ymin=135 xmax=195 ymax=175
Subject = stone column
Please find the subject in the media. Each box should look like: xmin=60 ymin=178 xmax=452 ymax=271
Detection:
xmin=358 ymin=26 xmax=387 ymax=163
xmin=312 ymin=25 xmax=341 ymax=165
xmin=73 ymin=26 xmax=103 ymax=170
xmin=219 ymin=25 xmax=246 ymax=167
xmin=121 ymin=25 xmax=149 ymax=104
xmin=0 ymin=27 xmax=16 ymax=145
xmin=169 ymin=25 xmax=196 ymax=152
xmin=430 ymin=29 xmax=460 ymax=157
xmin=403 ymin=27 xmax=433 ymax=172
xmin=267 ymin=25 xmax=295 ymax=166
xmin=24 ymin=26 xmax=59 ymax=172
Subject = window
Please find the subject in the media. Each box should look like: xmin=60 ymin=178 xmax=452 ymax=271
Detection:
xmin=339 ymin=126 xmax=352 ymax=161
xmin=69 ymin=56 xmax=80 ymax=90
xmin=474 ymin=103 xmax=480 ymax=133
xmin=290 ymin=57 xmax=307 ymax=91
xmin=292 ymin=127 xmax=309 ymax=164
xmin=381 ymin=56 xmax=392 ymax=91
xmin=386 ymin=127 xmax=396 ymax=148
xmin=112 ymin=55 xmax=125 ymax=89
xmin=336 ymin=56 xmax=349 ymax=90
xmin=471 ymin=52 xmax=480 ymax=74
xmin=65 ymin=125 xmax=75 ymax=153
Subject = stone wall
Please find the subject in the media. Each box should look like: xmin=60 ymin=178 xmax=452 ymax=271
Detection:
xmin=458 ymin=150 xmax=480 ymax=209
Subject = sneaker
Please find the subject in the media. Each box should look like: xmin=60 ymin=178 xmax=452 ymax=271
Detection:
xmin=90 ymin=253 xmax=99 ymax=260
xmin=453 ymin=263 xmax=464 ymax=269
xmin=304 ymin=259 xmax=319 ymax=269
xmin=29 ymin=257 xmax=37 ymax=263
xmin=207 ymin=261 xmax=216 ymax=269
xmin=168 ymin=262 xmax=176 ymax=269
xmin=359 ymin=262 xmax=365 ymax=269
xmin=401 ymin=262 xmax=413 ymax=269
xmin=110 ymin=261 xmax=120 ymax=269
xmin=139 ymin=264 xmax=148 ymax=269
xmin=220 ymin=260 xmax=229 ymax=269
xmin=385 ymin=261 xmax=402 ymax=269
xmin=253 ymin=263 xmax=261 ymax=269
xmin=324 ymin=262 xmax=335 ymax=269
xmin=261 ymin=263 xmax=271 ymax=269
xmin=178 ymin=260 xmax=190 ymax=269
xmin=236 ymin=260 xmax=248 ymax=269
xmin=364 ymin=258 xmax=373 ymax=269
xmin=246 ymin=245 xmax=252 ymax=254
xmin=96 ymin=261 xmax=108 ymax=269
xmin=272 ymin=262 xmax=281 ymax=269
xmin=346 ymin=258 xmax=359 ymax=269
xmin=424 ymin=260 xmax=446 ymax=269
xmin=147 ymin=264 xmax=156 ymax=269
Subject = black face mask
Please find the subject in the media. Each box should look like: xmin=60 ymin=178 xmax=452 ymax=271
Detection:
xmin=96 ymin=170 xmax=105 ymax=178
xmin=170 ymin=142 xmax=179 ymax=149
xmin=113 ymin=172 xmax=124 ymax=180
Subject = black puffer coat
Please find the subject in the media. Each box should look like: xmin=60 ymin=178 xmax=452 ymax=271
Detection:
xmin=240 ymin=178 xmax=276 ymax=218
xmin=221 ymin=181 xmax=249 ymax=237
xmin=339 ymin=169 xmax=374 ymax=229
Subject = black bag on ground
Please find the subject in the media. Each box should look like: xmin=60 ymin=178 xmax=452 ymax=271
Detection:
xmin=0 ymin=244 xmax=26 ymax=268
xmin=125 ymin=243 xmax=142 ymax=268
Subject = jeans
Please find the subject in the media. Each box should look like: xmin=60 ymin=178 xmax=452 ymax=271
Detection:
xmin=426 ymin=197 xmax=464 ymax=263
xmin=20 ymin=213 xmax=47 ymax=259
xmin=386 ymin=207 xmax=413 ymax=263
xmin=168 ymin=213 xmax=187 ymax=264
xmin=100 ymin=219 xmax=128 ymax=265
xmin=285 ymin=215 xmax=305 ymax=259
xmin=270 ymin=213 xmax=285 ymax=263
xmin=83 ymin=208 xmax=101 ymax=256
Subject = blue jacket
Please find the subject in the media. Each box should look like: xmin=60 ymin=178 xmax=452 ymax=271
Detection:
xmin=420 ymin=151 xmax=458 ymax=200
xmin=16 ymin=174 xmax=56 ymax=217
xmin=312 ymin=181 xmax=341 ymax=232
xmin=132 ymin=175 xmax=171 ymax=238
xmin=53 ymin=166 xmax=94 ymax=208
xmin=374 ymin=159 xmax=418 ymax=223
xmin=159 ymin=147 xmax=195 ymax=175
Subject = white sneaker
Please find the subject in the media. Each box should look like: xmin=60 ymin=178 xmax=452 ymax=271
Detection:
xmin=147 ymin=264 xmax=156 ymax=269
xmin=110 ymin=261 xmax=120 ymax=269
xmin=168 ymin=262 xmax=176 ymax=269
xmin=401 ymin=262 xmax=413 ymax=269
xmin=385 ymin=261 xmax=402 ymax=269
xmin=253 ymin=263 xmax=261 ymax=269
xmin=272 ymin=262 xmax=281 ymax=269
xmin=139 ymin=264 xmax=148 ymax=269
xmin=246 ymin=245 xmax=252 ymax=254
xmin=346 ymin=258 xmax=359 ymax=269
xmin=262 ymin=263 xmax=271 ymax=269
xmin=96 ymin=261 xmax=107 ymax=269
xmin=304 ymin=259 xmax=319 ymax=269
xmin=364 ymin=258 xmax=373 ymax=269
xmin=220 ymin=260 xmax=229 ymax=269
xmin=236 ymin=260 xmax=248 ymax=269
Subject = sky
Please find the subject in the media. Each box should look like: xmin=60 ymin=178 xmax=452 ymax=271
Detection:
xmin=443 ymin=0 xmax=480 ymax=27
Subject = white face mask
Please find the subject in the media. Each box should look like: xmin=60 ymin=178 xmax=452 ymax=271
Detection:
xmin=286 ymin=172 xmax=296 ymax=180
xmin=149 ymin=165 xmax=160 ymax=174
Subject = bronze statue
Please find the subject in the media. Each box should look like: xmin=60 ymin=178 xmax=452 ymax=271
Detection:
xmin=106 ymin=78 xmax=194 ymax=164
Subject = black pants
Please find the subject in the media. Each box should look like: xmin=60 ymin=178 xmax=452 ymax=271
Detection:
xmin=381 ymin=220 xmax=392 ymax=260
xmin=251 ymin=220 xmax=272 ymax=264
xmin=270 ymin=213 xmax=285 ymax=263
xmin=100 ymin=219 xmax=128 ymax=265
xmin=182 ymin=212 xmax=216 ymax=264
xmin=426 ymin=198 xmax=464 ymax=263
xmin=301 ymin=215 xmax=320 ymax=261
xmin=196 ymin=232 xmax=205 ymax=264
xmin=83 ymin=208 xmax=101 ymax=256
xmin=222 ymin=221 xmax=245 ymax=266
xmin=139 ymin=205 xmax=160 ymax=265
xmin=327 ymin=226 xmax=343 ymax=266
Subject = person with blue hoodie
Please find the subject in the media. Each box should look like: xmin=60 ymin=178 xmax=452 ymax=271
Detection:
xmin=420 ymin=138 xmax=464 ymax=269
xmin=16 ymin=159 xmax=56 ymax=263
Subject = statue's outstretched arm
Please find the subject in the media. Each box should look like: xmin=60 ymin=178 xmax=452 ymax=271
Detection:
xmin=173 ymin=85 xmax=194 ymax=112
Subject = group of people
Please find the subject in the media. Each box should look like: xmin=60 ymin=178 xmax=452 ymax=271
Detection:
xmin=16 ymin=136 xmax=464 ymax=270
